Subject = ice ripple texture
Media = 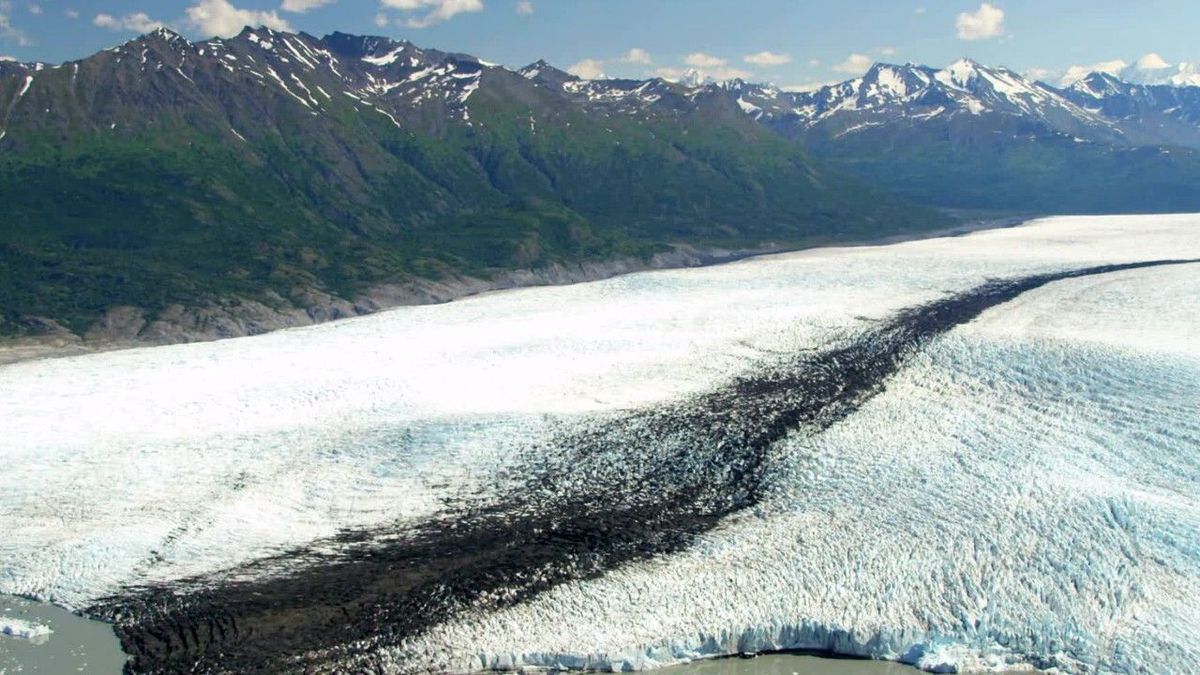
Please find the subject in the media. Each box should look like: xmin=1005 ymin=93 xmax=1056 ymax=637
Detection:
xmin=1 ymin=215 xmax=1199 ymax=673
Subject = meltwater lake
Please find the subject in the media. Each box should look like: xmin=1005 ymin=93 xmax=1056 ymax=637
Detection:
xmin=1 ymin=215 xmax=1197 ymax=673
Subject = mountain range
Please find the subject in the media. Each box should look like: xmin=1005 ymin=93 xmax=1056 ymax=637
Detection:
xmin=724 ymin=59 xmax=1200 ymax=212
xmin=2 ymin=28 xmax=1199 ymax=345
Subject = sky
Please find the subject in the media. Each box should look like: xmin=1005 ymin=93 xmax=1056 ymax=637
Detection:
xmin=1 ymin=0 xmax=1199 ymax=89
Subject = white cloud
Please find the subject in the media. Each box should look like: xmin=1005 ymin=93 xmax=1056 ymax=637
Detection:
xmin=1055 ymin=54 xmax=1194 ymax=87
xmin=782 ymin=80 xmax=839 ymax=93
xmin=956 ymin=2 xmax=1005 ymax=40
xmin=657 ymin=63 xmax=749 ymax=83
xmin=566 ymin=49 xmax=651 ymax=79
xmin=185 ymin=0 xmax=291 ymax=38
xmin=373 ymin=12 xmax=389 ymax=26
xmin=567 ymin=58 xmax=605 ymax=80
xmin=26 ymin=3 xmax=40 ymax=15
xmin=684 ymin=52 xmax=726 ymax=68
xmin=744 ymin=50 xmax=790 ymax=66
xmin=380 ymin=0 xmax=484 ymax=28
xmin=807 ymin=58 xmax=820 ymax=67
xmin=621 ymin=47 xmax=650 ymax=64
xmin=1022 ymin=66 xmax=1054 ymax=82
xmin=1134 ymin=52 xmax=1171 ymax=71
xmin=0 ymin=53 xmax=15 ymax=60
xmin=93 ymin=12 xmax=166 ymax=32
xmin=515 ymin=1 xmax=532 ymax=16
xmin=833 ymin=53 xmax=873 ymax=75
xmin=878 ymin=46 xmax=897 ymax=56
xmin=64 ymin=8 xmax=79 ymax=19
xmin=281 ymin=0 xmax=336 ymax=12
xmin=711 ymin=65 xmax=751 ymax=80
xmin=914 ymin=6 xmax=927 ymax=14
xmin=652 ymin=66 xmax=687 ymax=80
xmin=0 ymin=8 xmax=31 ymax=45
xmin=1058 ymin=59 xmax=1127 ymax=85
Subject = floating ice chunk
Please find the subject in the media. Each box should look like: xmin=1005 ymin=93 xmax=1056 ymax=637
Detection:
xmin=1 ymin=617 xmax=53 ymax=641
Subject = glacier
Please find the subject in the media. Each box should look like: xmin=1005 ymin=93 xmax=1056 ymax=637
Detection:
xmin=0 ymin=214 xmax=1198 ymax=673
xmin=0 ymin=616 xmax=52 ymax=642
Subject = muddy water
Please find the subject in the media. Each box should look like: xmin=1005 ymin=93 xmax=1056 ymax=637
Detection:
xmin=662 ymin=654 xmax=921 ymax=674
xmin=0 ymin=596 xmax=126 ymax=674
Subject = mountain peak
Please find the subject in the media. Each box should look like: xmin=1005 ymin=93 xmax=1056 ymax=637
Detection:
xmin=1064 ymin=71 xmax=1129 ymax=100
xmin=319 ymin=32 xmax=421 ymax=68
xmin=941 ymin=58 xmax=986 ymax=84
xmin=519 ymin=59 xmax=577 ymax=86
xmin=123 ymin=26 xmax=190 ymax=49
xmin=147 ymin=27 xmax=185 ymax=42
xmin=1128 ymin=60 xmax=1200 ymax=87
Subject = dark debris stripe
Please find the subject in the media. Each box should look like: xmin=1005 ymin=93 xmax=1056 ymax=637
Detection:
xmin=87 ymin=259 xmax=1198 ymax=674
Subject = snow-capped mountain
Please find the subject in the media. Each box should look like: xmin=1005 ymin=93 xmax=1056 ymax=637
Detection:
xmin=1060 ymin=71 xmax=1200 ymax=148
xmin=27 ymin=30 xmax=1185 ymax=295
xmin=1121 ymin=59 xmax=1200 ymax=88
xmin=729 ymin=59 xmax=1126 ymax=145
xmin=0 ymin=59 xmax=28 ymax=79
xmin=3 ymin=28 xmax=934 ymax=344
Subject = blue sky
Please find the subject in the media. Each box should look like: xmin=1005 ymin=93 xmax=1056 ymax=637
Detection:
xmin=2 ymin=0 xmax=1199 ymax=88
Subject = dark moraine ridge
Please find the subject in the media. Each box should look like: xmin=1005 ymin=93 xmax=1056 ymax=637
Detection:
xmin=90 ymin=259 xmax=1199 ymax=674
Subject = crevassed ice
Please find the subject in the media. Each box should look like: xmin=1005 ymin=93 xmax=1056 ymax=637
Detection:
xmin=0 ymin=215 xmax=1198 ymax=672
xmin=401 ymin=263 xmax=1200 ymax=674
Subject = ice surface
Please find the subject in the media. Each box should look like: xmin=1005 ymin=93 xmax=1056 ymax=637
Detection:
xmin=1 ymin=214 xmax=1199 ymax=672
xmin=0 ymin=617 xmax=52 ymax=641
xmin=396 ymin=255 xmax=1200 ymax=674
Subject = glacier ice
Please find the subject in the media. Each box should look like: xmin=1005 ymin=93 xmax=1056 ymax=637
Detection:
xmin=0 ymin=617 xmax=53 ymax=641
xmin=389 ymin=264 xmax=1200 ymax=674
xmin=0 ymin=214 xmax=1198 ymax=672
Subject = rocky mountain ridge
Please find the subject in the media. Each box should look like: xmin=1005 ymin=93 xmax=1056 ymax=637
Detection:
xmin=0 ymin=27 xmax=937 ymax=348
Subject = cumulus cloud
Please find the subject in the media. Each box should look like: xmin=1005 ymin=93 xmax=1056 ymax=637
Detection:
xmin=1056 ymin=53 xmax=1200 ymax=87
xmin=380 ymin=0 xmax=484 ymax=28
xmin=185 ymin=0 xmax=291 ymax=38
xmin=281 ymin=0 xmax=336 ymax=12
xmin=621 ymin=47 xmax=650 ymax=64
xmin=1022 ymin=66 xmax=1054 ymax=82
xmin=956 ymin=2 xmax=1004 ymax=40
xmin=566 ymin=49 xmax=651 ymax=79
xmin=782 ymin=80 xmax=839 ymax=93
xmin=1058 ymin=59 xmax=1127 ymax=85
xmin=373 ymin=12 xmax=389 ymax=26
xmin=744 ymin=50 xmax=790 ymax=66
xmin=833 ymin=53 xmax=873 ymax=75
xmin=93 ymin=12 xmax=166 ymax=32
xmin=684 ymin=52 xmax=726 ymax=68
xmin=515 ymin=1 xmax=532 ymax=15
xmin=656 ymin=63 xmax=750 ymax=83
xmin=567 ymin=58 xmax=605 ymax=80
